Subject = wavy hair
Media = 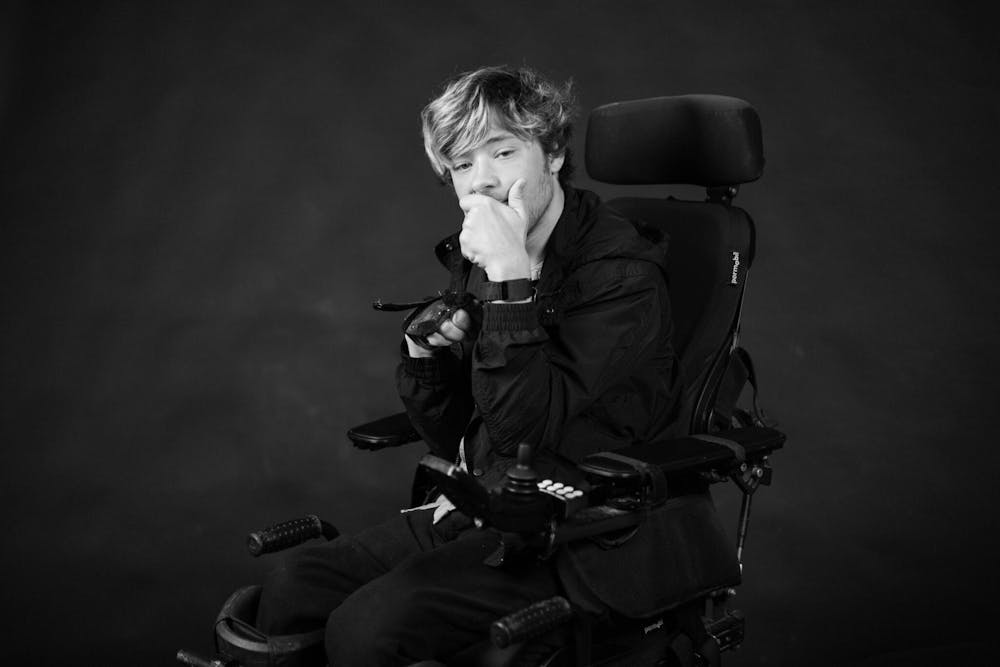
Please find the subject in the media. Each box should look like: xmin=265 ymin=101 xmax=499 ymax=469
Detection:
xmin=421 ymin=65 xmax=576 ymax=186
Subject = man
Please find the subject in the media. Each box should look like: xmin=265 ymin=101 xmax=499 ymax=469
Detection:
xmin=256 ymin=65 xmax=682 ymax=666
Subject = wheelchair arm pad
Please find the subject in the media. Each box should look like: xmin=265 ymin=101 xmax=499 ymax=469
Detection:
xmin=579 ymin=426 xmax=784 ymax=481
xmin=347 ymin=411 xmax=422 ymax=450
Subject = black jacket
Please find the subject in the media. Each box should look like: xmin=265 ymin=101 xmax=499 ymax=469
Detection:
xmin=396 ymin=187 xmax=740 ymax=617
xmin=396 ymin=186 xmax=683 ymax=490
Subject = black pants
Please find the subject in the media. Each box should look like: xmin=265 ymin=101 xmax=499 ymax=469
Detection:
xmin=255 ymin=507 xmax=564 ymax=666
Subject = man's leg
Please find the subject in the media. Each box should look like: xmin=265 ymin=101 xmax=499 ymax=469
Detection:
xmin=325 ymin=511 xmax=564 ymax=667
xmin=256 ymin=510 xmax=439 ymax=634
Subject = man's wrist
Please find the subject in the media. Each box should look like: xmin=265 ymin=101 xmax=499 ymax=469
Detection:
xmin=404 ymin=335 xmax=437 ymax=358
xmin=484 ymin=255 xmax=531 ymax=282
xmin=480 ymin=299 xmax=540 ymax=330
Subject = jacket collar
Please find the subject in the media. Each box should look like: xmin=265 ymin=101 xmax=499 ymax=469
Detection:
xmin=433 ymin=186 xmax=592 ymax=276
xmin=433 ymin=185 xmax=667 ymax=289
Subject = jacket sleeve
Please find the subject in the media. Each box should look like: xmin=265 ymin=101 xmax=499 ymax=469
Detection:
xmin=472 ymin=258 xmax=668 ymax=457
xmin=395 ymin=343 xmax=473 ymax=462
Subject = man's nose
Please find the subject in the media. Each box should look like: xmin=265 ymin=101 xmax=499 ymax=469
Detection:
xmin=470 ymin=159 xmax=499 ymax=194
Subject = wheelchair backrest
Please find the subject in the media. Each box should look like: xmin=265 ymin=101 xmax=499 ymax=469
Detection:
xmin=585 ymin=95 xmax=764 ymax=434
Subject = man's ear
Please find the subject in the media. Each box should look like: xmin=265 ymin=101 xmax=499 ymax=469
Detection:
xmin=547 ymin=151 xmax=566 ymax=175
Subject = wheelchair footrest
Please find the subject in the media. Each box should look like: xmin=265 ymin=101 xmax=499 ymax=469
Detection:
xmin=704 ymin=609 xmax=744 ymax=652
xmin=214 ymin=585 xmax=326 ymax=667
xmin=176 ymin=649 xmax=232 ymax=667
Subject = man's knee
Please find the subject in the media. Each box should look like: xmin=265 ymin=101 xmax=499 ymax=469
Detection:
xmin=324 ymin=583 xmax=442 ymax=666
xmin=255 ymin=552 xmax=319 ymax=634
xmin=256 ymin=539 xmax=368 ymax=635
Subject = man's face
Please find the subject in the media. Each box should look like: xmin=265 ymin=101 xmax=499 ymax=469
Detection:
xmin=446 ymin=127 xmax=564 ymax=228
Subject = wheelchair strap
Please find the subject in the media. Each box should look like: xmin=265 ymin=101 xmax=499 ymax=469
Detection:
xmin=371 ymin=294 xmax=439 ymax=312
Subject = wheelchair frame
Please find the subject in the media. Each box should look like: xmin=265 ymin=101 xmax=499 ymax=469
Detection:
xmin=178 ymin=93 xmax=782 ymax=667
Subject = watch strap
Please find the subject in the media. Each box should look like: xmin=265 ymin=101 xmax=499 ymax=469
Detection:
xmin=478 ymin=278 xmax=535 ymax=302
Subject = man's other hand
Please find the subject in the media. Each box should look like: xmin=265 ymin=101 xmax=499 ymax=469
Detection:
xmin=458 ymin=179 xmax=531 ymax=281
xmin=405 ymin=308 xmax=472 ymax=358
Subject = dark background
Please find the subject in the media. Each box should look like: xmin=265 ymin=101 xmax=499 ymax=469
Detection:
xmin=2 ymin=1 xmax=998 ymax=664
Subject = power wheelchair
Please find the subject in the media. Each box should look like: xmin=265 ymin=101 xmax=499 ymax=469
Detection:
xmin=177 ymin=94 xmax=784 ymax=667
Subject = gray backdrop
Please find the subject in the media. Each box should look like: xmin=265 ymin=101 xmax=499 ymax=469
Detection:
xmin=2 ymin=1 xmax=998 ymax=664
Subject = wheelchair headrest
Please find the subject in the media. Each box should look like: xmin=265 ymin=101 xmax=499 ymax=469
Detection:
xmin=585 ymin=95 xmax=764 ymax=187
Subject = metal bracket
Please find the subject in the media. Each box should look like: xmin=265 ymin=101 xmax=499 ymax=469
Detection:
xmin=729 ymin=456 xmax=773 ymax=570
xmin=706 ymin=185 xmax=739 ymax=205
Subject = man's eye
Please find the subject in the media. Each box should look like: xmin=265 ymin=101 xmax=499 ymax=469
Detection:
xmin=495 ymin=149 xmax=515 ymax=159
xmin=451 ymin=162 xmax=471 ymax=172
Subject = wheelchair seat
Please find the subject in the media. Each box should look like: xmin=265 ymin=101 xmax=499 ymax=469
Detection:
xmin=179 ymin=93 xmax=783 ymax=667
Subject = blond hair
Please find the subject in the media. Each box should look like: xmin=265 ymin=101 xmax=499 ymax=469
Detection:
xmin=421 ymin=65 xmax=576 ymax=185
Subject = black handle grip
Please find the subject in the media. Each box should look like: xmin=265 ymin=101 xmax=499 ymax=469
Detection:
xmin=247 ymin=515 xmax=339 ymax=557
xmin=490 ymin=596 xmax=573 ymax=648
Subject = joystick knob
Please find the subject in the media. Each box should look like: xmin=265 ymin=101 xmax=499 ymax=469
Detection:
xmin=504 ymin=443 xmax=539 ymax=496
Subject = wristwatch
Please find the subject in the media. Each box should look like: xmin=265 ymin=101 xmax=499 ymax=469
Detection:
xmin=478 ymin=278 xmax=535 ymax=302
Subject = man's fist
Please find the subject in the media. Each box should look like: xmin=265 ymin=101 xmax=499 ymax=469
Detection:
xmin=458 ymin=179 xmax=531 ymax=281
xmin=405 ymin=308 xmax=472 ymax=358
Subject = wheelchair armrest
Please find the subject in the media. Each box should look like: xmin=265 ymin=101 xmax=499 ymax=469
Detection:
xmin=579 ymin=426 xmax=785 ymax=483
xmin=347 ymin=411 xmax=422 ymax=450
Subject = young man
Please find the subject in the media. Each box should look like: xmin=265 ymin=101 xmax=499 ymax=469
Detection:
xmin=256 ymin=65 xmax=682 ymax=666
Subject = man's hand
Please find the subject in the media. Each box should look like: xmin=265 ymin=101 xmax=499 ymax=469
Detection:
xmin=405 ymin=308 xmax=472 ymax=358
xmin=458 ymin=179 xmax=532 ymax=281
